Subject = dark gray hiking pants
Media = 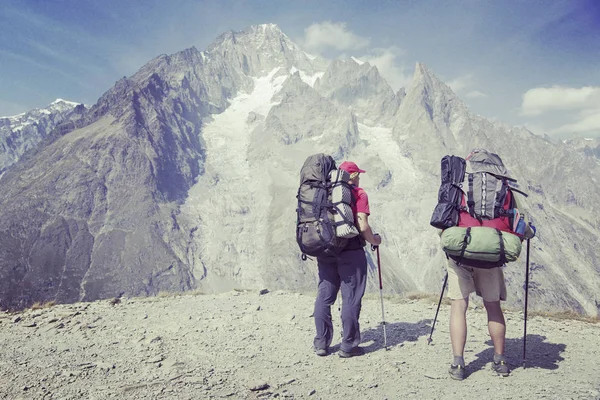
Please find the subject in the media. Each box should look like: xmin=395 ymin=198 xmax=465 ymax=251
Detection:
xmin=313 ymin=248 xmax=367 ymax=352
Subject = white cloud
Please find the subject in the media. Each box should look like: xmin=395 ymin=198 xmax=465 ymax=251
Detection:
xmin=447 ymin=74 xmax=473 ymax=93
xmin=446 ymin=74 xmax=487 ymax=99
xmin=357 ymin=47 xmax=411 ymax=91
xmin=521 ymin=86 xmax=600 ymax=116
xmin=302 ymin=21 xmax=370 ymax=53
xmin=300 ymin=22 xmax=409 ymax=91
xmin=553 ymin=111 xmax=600 ymax=135
xmin=521 ymin=86 xmax=600 ymax=136
xmin=466 ymin=90 xmax=488 ymax=99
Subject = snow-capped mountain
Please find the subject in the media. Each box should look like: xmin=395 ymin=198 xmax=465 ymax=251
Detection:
xmin=0 ymin=99 xmax=86 ymax=175
xmin=0 ymin=24 xmax=598 ymax=317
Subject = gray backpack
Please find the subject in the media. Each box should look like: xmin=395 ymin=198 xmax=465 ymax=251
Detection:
xmin=462 ymin=149 xmax=524 ymax=221
xmin=296 ymin=154 xmax=351 ymax=258
xmin=431 ymin=149 xmax=527 ymax=229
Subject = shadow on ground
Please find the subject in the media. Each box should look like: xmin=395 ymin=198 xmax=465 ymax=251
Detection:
xmin=467 ymin=334 xmax=566 ymax=372
xmin=359 ymin=319 xmax=433 ymax=354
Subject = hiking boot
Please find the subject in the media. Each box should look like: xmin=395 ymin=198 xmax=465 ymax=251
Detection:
xmin=338 ymin=347 xmax=365 ymax=358
xmin=448 ymin=364 xmax=466 ymax=380
xmin=492 ymin=360 xmax=510 ymax=377
xmin=314 ymin=347 xmax=327 ymax=357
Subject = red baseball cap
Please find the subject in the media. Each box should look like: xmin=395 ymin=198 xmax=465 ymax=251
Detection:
xmin=339 ymin=161 xmax=366 ymax=174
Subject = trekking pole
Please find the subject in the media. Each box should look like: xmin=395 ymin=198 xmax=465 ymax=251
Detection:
xmin=372 ymin=245 xmax=388 ymax=349
xmin=523 ymin=237 xmax=531 ymax=368
xmin=427 ymin=272 xmax=448 ymax=345
xmin=339 ymin=300 xmax=343 ymax=338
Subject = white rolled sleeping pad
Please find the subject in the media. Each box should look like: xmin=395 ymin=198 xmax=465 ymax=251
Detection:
xmin=329 ymin=169 xmax=359 ymax=238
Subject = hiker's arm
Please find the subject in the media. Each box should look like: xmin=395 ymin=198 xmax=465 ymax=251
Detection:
xmin=516 ymin=198 xmax=536 ymax=239
xmin=357 ymin=212 xmax=381 ymax=245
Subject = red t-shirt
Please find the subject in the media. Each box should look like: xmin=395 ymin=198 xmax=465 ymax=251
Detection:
xmin=351 ymin=185 xmax=370 ymax=219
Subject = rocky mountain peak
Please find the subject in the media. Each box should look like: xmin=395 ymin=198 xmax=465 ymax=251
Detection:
xmin=213 ymin=23 xmax=293 ymax=51
xmin=400 ymin=62 xmax=470 ymax=133
xmin=313 ymin=58 xmax=398 ymax=122
xmin=275 ymin=71 xmax=308 ymax=95
xmin=206 ymin=24 xmax=319 ymax=78
xmin=49 ymin=98 xmax=83 ymax=111
xmin=129 ymin=46 xmax=205 ymax=86
xmin=0 ymin=99 xmax=85 ymax=175
xmin=563 ymin=136 xmax=600 ymax=159
xmin=410 ymin=62 xmax=459 ymax=102
xmin=245 ymin=23 xmax=287 ymax=39
xmin=167 ymin=46 xmax=204 ymax=66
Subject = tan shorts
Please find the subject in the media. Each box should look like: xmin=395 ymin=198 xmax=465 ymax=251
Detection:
xmin=446 ymin=257 xmax=507 ymax=302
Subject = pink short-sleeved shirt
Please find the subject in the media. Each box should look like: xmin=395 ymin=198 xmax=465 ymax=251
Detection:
xmin=351 ymin=185 xmax=370 ymax=218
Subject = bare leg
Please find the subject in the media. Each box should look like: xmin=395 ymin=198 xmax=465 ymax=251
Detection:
xmin=450 ymin=297 xmax=469 ymax=358
xmin=483 ymin=300 xmax=506 ymax=355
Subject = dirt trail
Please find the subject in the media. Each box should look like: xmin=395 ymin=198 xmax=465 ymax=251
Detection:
xmin=1 ymin=291 xmax=598 ymax=399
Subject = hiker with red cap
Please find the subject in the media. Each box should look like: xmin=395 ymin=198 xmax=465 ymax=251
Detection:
xmin=313 ymin=160 xmax=382 ymax=358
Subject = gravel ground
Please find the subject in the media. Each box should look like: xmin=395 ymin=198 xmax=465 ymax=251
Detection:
xmin=1 ymin=290 xmax=599 ymax=399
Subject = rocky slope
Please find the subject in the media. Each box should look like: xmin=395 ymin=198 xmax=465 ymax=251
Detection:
xmin=0 ymin=291 xmax=598 ymax=399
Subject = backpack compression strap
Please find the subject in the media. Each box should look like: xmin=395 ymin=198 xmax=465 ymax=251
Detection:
xmin=496 ymin=229 xmax=507 ymax=264
xmin=494 ymin=178 xmax=509 ymax=218
xmin=296 ymin=181 xmax=335 ymax=223
xmin=467 ymin=174 xmax=476 ymax=219
xmin=459 ymin=227 xmax=472 ymax=260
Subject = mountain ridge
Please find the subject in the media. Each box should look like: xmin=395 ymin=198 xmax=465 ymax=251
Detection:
xmin=0 ymin=23 xmax=598 ymax=317
xmin=0 ymin=99 xmax=86 ymax=175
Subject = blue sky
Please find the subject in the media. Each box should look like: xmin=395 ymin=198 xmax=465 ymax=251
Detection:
xmin=1 ymin=0 xmax=599 ymax=139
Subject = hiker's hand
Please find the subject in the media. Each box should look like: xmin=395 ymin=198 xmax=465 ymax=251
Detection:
xmin=375 ymin=233 xmax=382 ymax=244
xmin=371 ymin=233 xmax=382 ymax=250
xmin=523 ymin=220 xmax=536 ymax=240
xmin=528 ymin=223 xmax=536 ymax=238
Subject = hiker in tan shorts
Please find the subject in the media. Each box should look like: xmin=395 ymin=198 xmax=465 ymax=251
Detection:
xmin=446 ymin=256 xmax=511 ymax=380
xmin=430 ymin=149 xmax=537 ymax=380
xmin=446 ymin=222 xmax=535 ymax=380
xmin=448 ymin=252 xmax=510 ymax=380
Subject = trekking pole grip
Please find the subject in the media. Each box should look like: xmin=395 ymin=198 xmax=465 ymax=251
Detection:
xmin=371 ymin=232 xmax=381 ymax=251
